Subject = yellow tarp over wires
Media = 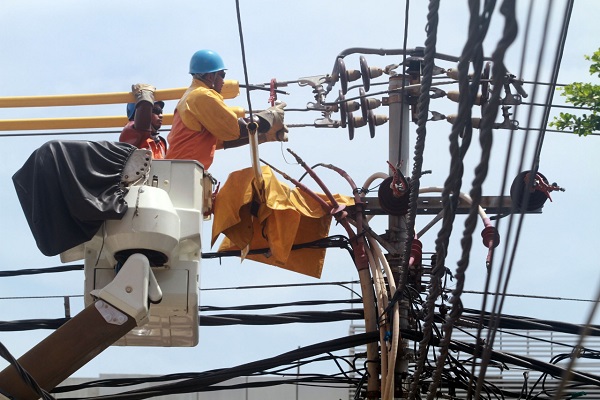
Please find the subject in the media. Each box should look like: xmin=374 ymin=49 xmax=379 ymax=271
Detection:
xmin=211 ymin=165 xmax=354 ymax=278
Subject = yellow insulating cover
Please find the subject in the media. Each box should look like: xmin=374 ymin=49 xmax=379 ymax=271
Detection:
xmin=211 ymin=166 xmax=354 ymax=278
xmin=220 ymin=80 xmax=240 ymax=100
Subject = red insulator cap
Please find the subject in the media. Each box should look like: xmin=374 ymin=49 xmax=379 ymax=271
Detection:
xmin=481 ymin=225 xmax=500 ymax=249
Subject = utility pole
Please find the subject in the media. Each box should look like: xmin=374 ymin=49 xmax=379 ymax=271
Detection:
xmin=387 ymin=73 xmax=411 ymax=398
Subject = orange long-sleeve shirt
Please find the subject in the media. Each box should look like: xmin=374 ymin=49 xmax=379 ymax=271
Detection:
xmin=119 ymin=121 xmax=167 ymax=159
xmin=166 ymin=79 xmax=240 ymax=169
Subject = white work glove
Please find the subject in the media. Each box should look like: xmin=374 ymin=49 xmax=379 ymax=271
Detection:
xmin=256 ymin=101 xmax=288 ymax=140
xmin=132 ymin=83 xmax=156 ymax=105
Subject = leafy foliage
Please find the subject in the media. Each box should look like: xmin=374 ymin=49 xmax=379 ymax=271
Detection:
xmin=550 ymin=49 xmax=600 ymax=136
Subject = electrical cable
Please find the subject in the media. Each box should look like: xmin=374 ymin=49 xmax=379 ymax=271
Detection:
xmin=396 ymin=0 xmax=411 ymax=166
xmin=461 ymin=290 xmax=599 ymax=303
xmin=519 ymin=126 xmax=600 ymax=135
xmin=234 ymin=0 xmax=253 ymax=120
xmin=392 ymin=7 xmax=446 ymax=397
xmin=54 ymin=351 xmax=365 ymax=394
xmin=4 ymin=304 xmax=592 ymax=396
xmin=0 ymin=295 xmax=82 ymax=301
xmin=0 ymin=340 xmax=55 ymax=400
xmin=398 ymin=0 xmax=440 ymax=364
xmin=475 ymin=2 xmax=574 ymax=398
xmin=0 ymin=318 xmax=69 ymax=331
xmin=531 ymin=0 xmax=574 ymax=175
xmin=201 ymin=279 xmax=360 ymax=292
xmin=200 ymin=309 xmax=364 ymax=326
xmin=411 ymin=1 xmax=496 ymax=396
xmin=554 ymin=257 xmax=600 ymax=398
xmin=0 ymin=119 xmax=594 ymax=140
xmin=522 ymin=101 xmax=594 ymax=111
xmin=57 ymin=375 xmax=358 ymax=398
xmin=0 ymin=264 xmax=83 ymax=277
xmin=200 ymin=298 xmax=362 ymax=312
xmin=440 ymin=2 xmax=519 ymax=399
xmin=202 ymin=234 xmax=354 ymax=261
xmin=60 ymin=332 xmax=380 ymax=399
xmin=0 ymin=309 xmax=364 ymax=331
xmin=468 ymin=0 xmax=535 ymax=395
xmin=401 ymin=1 xmax=440 ymax=396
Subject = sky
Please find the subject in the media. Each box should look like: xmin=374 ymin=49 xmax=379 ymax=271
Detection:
xmin=0 ymin=0 xmax=599 ymax=384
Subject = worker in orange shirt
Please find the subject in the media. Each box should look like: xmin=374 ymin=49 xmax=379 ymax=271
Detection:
xmin=119 ymin=83 xmax=167 ymax=159
xmin=166 ymin=49 xmax=287 ymax=170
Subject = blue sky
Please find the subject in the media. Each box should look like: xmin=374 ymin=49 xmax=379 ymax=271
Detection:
xmin=0 ymin=0 xmax=599 ymax=380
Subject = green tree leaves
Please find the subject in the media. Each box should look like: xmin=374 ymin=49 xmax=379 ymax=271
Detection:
xmin=550 ymin=49 xmax=600 ymax=136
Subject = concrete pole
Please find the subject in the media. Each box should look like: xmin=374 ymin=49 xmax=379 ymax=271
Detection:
xmin=387 ymin=74 xmax=411 ymax=398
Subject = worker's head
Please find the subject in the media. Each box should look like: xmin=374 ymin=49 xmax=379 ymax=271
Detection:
xmin=150 ymin=101 xmax=164 ymax=133
xmin=126 ymin=101 xmax=164 ymax=133
xmin=189 ymin=49 xmax=226 ymax=93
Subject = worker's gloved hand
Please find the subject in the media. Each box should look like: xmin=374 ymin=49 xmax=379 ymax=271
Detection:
xmin=132 ymin=83 xmax=156 ymax=105
xmin=264 ymin=125 xmax=289 ymax=142
xmin=256 ymin=101 xmax=287 ymax=136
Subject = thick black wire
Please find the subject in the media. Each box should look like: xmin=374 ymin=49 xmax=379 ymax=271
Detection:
xmin=200 ymin=279 xmax=360 ymax=292
xmin=0 ymin=124 xmax=594 ymax=140
xmin=261 ymin=352 xmax=362 ymax=379
xmin=62 ymin=332 xmax=380 ymax=399
xmin=61 ymin=326 xmax=596 ymax=400
xmin=234 ymin=0 xmax=254 ymax=120
xmin=0 ymin=264 xmax=83 ymax=277
xmin=397 ymin=0 xmax=411 ymax=164
xmin=202 ymin=234 xmax=354 ymax=262
xmin=0 ymin=309 xmax=364 ymax=331
xmin=56 ymin=376 xmax=358 ymax=398
xmin=554 ymin=255 xmax=600 ymax=398
xmin=470 ymin=0 xmax=535 ymax=393
xmin=397 ymin=0 xmax=439 ymax=324
xmin=0 ymin=340 xmax=55 ymax=400
xmin=459 ymin=308 xmax=600 ymax=337
xmin=402 ymin=1 xmax=440 ymax=395
xmin=199 ymin=309 xmax=364 ymax=326
xmin=531 ymin=0 xmax=574 ymax=175
xmin=449 ymin=1 xmax=518 ymax=399
xmin=200 ymin=298 xmax=361 ymax=312
xmin=476 ymin=2 xmax=574 ymax=398
xmin=412 ymin=1 xmax=495 ymax=396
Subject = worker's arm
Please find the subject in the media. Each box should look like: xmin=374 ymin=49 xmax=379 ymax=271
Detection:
xmin=184 ymin=87 xmax=241 ymax=141
xmin=222 ymin=103 xmax=289 ymax=148
xmin=119 ymin=84 xmax=155 ymax=148
xmin=180 ymin=86 xmax=288 ymax=148
xmin=133 ymin=102 xmax=153 ymax=133
xmin=221 ymin=118 xmax=269 ymax=149
xmin=132 ymin=84 xmax=155 ymax=133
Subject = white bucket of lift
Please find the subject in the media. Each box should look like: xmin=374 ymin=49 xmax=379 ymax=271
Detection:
xmin=104 ymin=185 xmax=180 ymax=263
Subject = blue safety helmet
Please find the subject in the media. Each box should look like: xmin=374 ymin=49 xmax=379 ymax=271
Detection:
xmin=126 ymin=101 xmax=165 ymax=121
xmin=189 ymin=49 xmax=226 ymax=74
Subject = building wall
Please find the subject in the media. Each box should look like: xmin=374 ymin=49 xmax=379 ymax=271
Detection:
xmin=56 ymin=375 xmax=351 ymax=399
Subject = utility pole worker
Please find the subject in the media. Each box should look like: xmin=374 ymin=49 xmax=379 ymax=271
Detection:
xmin=166 ymin=49 xmax=288 ymax=170
xmin=119 ymin=83 xmax=167 ymax=159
